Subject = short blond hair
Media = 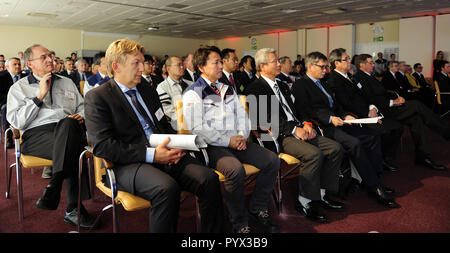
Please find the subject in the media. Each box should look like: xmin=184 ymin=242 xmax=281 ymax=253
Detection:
xmin=105 ymin=38 xmax=146 ymax=76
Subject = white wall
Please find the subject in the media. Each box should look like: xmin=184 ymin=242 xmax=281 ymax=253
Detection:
xmin=329 ymin=25 xmax=355 ymax=57
xmin=436 ymin=14 xmax=450 ymax=62
xmin=305 ymin=28 xmax=328 ymax=55
xmin=399 ymin=16 xmax=434 ymax=77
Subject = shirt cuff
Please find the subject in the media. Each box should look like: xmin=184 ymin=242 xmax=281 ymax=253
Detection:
xmin=33 ymin=97 xmax=43 ymax=107
xmin=328 ymin=116 xmax=332 ymax=124
xmin=145 ymin=147 xmax=155 ymax=163
xmin=389 ymin=100 xmax=394 ymax=107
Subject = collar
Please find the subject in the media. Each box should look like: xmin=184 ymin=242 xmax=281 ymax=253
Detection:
xmin=281 ymin=72 xmax=289 ymax=77
xmin=114 ymin=79 xmax=136 ymax=94
xmin=186 ymin=68 xmax=194 ymax=75
xmin=306 ymin=73 xmax=320 ymax=84
xmin=390 ymin=71 xmax=396 ymax=77
xmin=260 ymin=74 xmax=277 ymax=88
xmin=442 ymin=72 xmax=448 ymax=77
xmin=223 ymin=70 xmax=231 ymax=79
xmin=363 ymin=71 xmax=371 ymax=76
xmin=27 ymin=72 xmax=61 ymax=84
xmin=167 ymin=76 xmax=182 ymax=86
xmin=99 ymin=72 xmax=106 ymax=79
xmin=399 ymin=71 xmax=405 ymax=76
xmin=333 ymin=69 xmax=349 ymax=79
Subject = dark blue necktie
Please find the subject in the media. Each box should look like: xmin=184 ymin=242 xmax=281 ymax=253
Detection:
xmin=13 ymin=75 xmax=19 ymax=83
xmin=125 ymin=90 xmax=159 ymax=133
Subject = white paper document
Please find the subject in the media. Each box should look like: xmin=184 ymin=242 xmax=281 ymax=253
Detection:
xmin=343 ymin=117 xmax=381 ymax=124
xmin=149 ymin=134 xmax=207 ymax=151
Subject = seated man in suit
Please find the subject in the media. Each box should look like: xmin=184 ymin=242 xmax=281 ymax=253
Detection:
xmin=327 ymin=48 xmax=403 ymax=173
xmin=1 ymin=57 xmax=27 ymax=148
xmin=73 ymin=59 xmax=92 ymax=93
xmin=156 ymin=56 xmax=193 ymax=123
xmin=245 ymin=48 xmax=344 ymax=223
xmin=182 ymin=53 xmax=198 ymax=82
xmin=141 ymin=54 xmax=163 ymax=88
xmin=354 ymin=54 xmax=450 ymax=171
xmin=435 ymin=60 xmax=450 ymax=112
xmin=238 ymin=55 xmax=257 ymax=91
xmin=436 ymin=60 xmax=450 ymax=92
xmin=84 ymin=39 xmax=223 ymax=233
xmin=219 ymin=48 xmax=241 ymax=94
xmin=7 ymin=44 xmax=95 ymax=229
xmin=382 ymin=61 xmax=416 ymax=100
xmin=60 ymin=58 xmax=76 ymax=83
xmin=84 ymin=52 xmax=110 ymax=95
xmin=292 ymin=52 xmax=399 ymax=208
xmin=183 ymin=46 xmax=280 ymax=233
xmin=276 ymin=56 xmax=296 ymax=89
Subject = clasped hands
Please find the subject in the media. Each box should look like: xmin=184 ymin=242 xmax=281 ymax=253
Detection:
xmin=154 ymin=137 xmax=186 ymax=166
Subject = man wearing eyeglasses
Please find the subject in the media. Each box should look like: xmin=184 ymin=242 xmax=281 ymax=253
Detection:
xmin=156 ymin=56 xmax=193 ymax=122
xmin=141 ymin=54 xmax=163 ymax=88
xmin=292 ymin=51 xmax=400 ymax=209
xmin=328 ymin=48 xmax=403 ymax=176
xmin=6 ymin=44 xmax=96 ymax=229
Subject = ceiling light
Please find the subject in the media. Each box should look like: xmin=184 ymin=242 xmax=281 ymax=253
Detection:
xmin=281 ymin=9 xmax=298 ymax=14
xmin=165 ymin=3 xmax=189 ymax=9
xmin=148 ymin=26 xmax=159 ymax=31
xmin=26 ymin=12 xmax=58 ymax=19
xmin=321 ymin=8 xmax=347 ymax=14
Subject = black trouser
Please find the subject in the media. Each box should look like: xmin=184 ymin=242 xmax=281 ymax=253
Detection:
xmin=324 ymin=125 xmax=382 ymax=189
xmin=366 ymin=118 xmax=404 ymax=161
xmin=206 ymin=143 xmax=280 ymax=231
xmin=282 ymin=135 xmax=343 ymax=200
xmin=21 ymin=118 xmax=90 ymax=207
xmin=386 ymin=100 xmax=450 ymax=160
xmin=113 ymin=155 xmax=224 ymax=233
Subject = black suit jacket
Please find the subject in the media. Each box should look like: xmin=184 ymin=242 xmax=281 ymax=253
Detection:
xmin=354 ymin=71 xmax=397 ymax=112
xmin=276 ymin=73 xmax=294 ymax=86
xmin=244 ymin=76 xmax=308 ymax=139
xmin=73 ymin=70 xmax=93 ymax=90
xmin=60 ymin=70 xmax=77 ymax=85
xmin=291 ymin=75 xmax=347 ymax=130
xmin=412 ymin=72 xmax=429 ymax=88
xmin=84 ymin=79 xmax=176 ymax=193
xmin=0 ymin=71 xmax=26 ymax=105
xmin=382 ymin=72 xmax=408 ymax=97
xmin=238 ymin=71 xmax=257 ymax=93
xmin=141 ymin=74 xmax=164 ymax=88
xmin=219 ymin=71 xmax=241 ymax=94
xmin=435 ymin=72 xmax=450 ymax=92
xmin=328 ymin=70 xmax=370 ymax=118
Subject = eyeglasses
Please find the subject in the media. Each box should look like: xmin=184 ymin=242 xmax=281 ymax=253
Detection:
xmin=365 ymin=61 xmax=375 ymax=65
xmin=267 ymin=59 xmax=280 ymax=64
xmin=29 ymin=54 xmax=54 ymax=62
xmin=336 ymin=56 xmax=351 ymax=62
xmin=313 ymin=64 xmax=330 ymax=70
xmin=169 ymin=63 xmax=184 ymax=67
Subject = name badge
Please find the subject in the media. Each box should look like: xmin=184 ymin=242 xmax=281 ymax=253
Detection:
xmin=64 ymin=90 xmax=76 ymax=101
xmin=155 ymin=107 xmax=164 ymax=121
xmin=357 ymin=82 xmax=362 ymax=89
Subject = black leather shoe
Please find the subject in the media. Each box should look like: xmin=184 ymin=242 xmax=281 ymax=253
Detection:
xmin=368 ymin=186 xmax=400 ymax=208
xmin=295 ymin=201 xmax=327 ymax=223
xmin=317 ymin=195 xmax=345 ymax=211
xmin=35 ymin=184 xmax=61 ymax=210
xmin=382 ymin=160 xmax=399 ymax=172
xmin=381 ymin=185 xmax=395 ymax=195
xmin=248 ymin=210 xmax=279 ymax=233
xmin=416 ymin=157 xmax=447 ymax=171
xmin=64 ymin=208 xmax=97 ymax=230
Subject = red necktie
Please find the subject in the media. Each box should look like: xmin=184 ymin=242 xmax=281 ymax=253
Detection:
xmin=229 ymin=74 xmax=235 ymax=87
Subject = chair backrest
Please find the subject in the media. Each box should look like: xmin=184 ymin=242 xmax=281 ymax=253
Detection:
xmin=434 ymin=81 xmax=442 ymax=105
xmin=93 ymin=156 xmax=105 ymax=188
xmin=80 ymin=81 xmax=85 ymax=96
xmin=175 ymin=98 xmax=190 ymax=134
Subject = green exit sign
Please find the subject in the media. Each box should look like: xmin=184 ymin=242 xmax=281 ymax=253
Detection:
xmin=373 ymin=36 xmax=384 ymax=42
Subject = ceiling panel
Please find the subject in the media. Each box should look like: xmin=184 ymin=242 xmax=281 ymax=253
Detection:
xmin=0 ymin=0 xmax=448 ymax=39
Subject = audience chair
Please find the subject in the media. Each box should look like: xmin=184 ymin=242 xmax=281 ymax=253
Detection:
xmin=4 ymin=127 xmax=53 ymax=221
xmin=433 ymin=80 xmax=450 ymax=118
xmin=239 ymin=95 xmax=301 ymax=213
xmin=78 ymin=147 xmax=199 ymax=233
xmin=77 ymin=147 xmax=150 ymax=233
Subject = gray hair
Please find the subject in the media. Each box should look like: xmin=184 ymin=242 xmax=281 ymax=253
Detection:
xmin=75 ymin=59 xmax=87 ymax=66
xmin=279 ymin=56 xmax=291 ymax=65
xmin=329 ymin=48 xmax=346 ymax=70
xmin=23 ymin=44 xmax=42 ymax=63
xmin=255 ymin=48 xmax=277 ymax=71
xmin=305 ymin=51 xmax=328 ymax=70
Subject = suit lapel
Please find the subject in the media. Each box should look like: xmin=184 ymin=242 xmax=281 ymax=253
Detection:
xmin=307 ymin=76 xmax=331 ymax=107
xmin=136 ymin=82 xmax=164 ymax=133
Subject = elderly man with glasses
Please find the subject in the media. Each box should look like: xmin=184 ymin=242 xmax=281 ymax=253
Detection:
xmin=6 ymin=44 xmax=96 ymax=230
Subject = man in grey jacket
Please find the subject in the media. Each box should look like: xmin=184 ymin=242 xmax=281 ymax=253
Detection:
xmin=7 ymin=44 xmax=95 ymax=230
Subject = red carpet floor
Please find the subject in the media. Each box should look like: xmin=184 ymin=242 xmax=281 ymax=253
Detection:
xmin=0 ymin=125 xmax=449 ymax=234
